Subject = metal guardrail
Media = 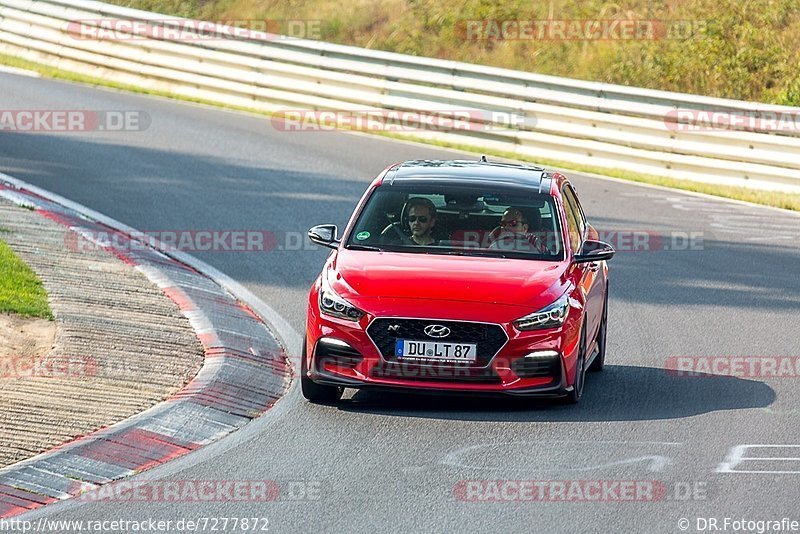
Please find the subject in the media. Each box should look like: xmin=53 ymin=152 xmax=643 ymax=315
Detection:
xmin=1 ymin=0 xmax=799 ymax=192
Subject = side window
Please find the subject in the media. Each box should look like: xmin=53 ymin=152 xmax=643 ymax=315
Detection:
xmin=562 ymin=187 xmax=582 ymax=253
xmin=562 ymin=185 xmax=586 ymax=239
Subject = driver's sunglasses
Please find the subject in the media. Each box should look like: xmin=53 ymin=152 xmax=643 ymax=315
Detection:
xmin=408 ymin=215 xmax=429 ymax=223
xmin=500 ymin=219 xmax=526 ymax=228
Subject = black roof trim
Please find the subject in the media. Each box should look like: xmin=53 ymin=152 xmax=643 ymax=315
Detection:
xmin=387 ymin=159 xmax=548 ymax=189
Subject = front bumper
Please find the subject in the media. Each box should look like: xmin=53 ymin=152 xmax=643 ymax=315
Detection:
xmin=309 ymin=361 xmax=573 ymax=398
xmin=306 ymin=311 xmax=582 ymax=397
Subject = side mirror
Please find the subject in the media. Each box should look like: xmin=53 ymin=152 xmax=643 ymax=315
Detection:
xmin=308 ymin=224 xmax=340 ymax=250
xmin=574 ymin=239 xmax=615 ymax=263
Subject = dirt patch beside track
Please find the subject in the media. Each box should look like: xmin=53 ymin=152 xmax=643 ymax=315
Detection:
xmin=0 ymin=199 xmax=203 ymax=468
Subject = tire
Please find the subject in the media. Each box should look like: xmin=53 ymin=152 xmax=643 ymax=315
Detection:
xmin=565 ymin=321 xmax=587 ymax=404
xmin=588 ymin=290 xmax=608 ymax=373
xmin=301 ymin=336 xmax=344 ymax=404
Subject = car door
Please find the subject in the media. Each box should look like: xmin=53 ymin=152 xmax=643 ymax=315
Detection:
xmin=563 ymin=184 xmax=603 ymax=343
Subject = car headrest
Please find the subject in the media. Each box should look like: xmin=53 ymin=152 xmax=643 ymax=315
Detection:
xmin=526 ymin=208 xmax=542 ymax=231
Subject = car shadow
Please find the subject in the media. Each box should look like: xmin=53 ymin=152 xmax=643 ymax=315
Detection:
xmin=335 ymin=364 xmax=776 ymax=422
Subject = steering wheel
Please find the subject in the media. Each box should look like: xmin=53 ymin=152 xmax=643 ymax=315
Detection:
xmin=487 ymin=232 xmax=542 ymax=253
xmin=380 ymin=222 xmax=413 ymax=245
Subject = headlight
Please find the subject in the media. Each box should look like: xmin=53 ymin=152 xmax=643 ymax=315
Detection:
xmin=513 ymin=293 xmax=570 ymax=331
xmin=319 ymin=284 xmax=365 ymax=321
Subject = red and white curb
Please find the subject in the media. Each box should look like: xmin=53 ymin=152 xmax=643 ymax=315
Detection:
xmin=0 ymin=175 xmax=293 ymax=518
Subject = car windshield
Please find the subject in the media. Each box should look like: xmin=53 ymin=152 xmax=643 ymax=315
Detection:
xmin=345 ymin=184 xmax=563 ymax=259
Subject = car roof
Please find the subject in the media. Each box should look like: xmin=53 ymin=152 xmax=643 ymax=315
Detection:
xmin=382 ymin=159 xmax=556 ymax=193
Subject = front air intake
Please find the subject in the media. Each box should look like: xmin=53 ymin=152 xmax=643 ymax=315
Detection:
xmin=511 ymin=352 xmax=561 ymax=380
xmin=315 ymin=338 xmax=363 ymax=368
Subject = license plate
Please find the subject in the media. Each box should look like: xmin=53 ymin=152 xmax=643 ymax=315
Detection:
xmin=395 ymin=339 xmax=478 ymax=363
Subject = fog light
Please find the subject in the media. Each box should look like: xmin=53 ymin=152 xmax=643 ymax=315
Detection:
xmin=523 ymin=350 xmax=560 ymax=359
xmin=319 ymin=337 xmax=351 ymax=348
xmin=512 ymin=350 xmax=561 ymax=379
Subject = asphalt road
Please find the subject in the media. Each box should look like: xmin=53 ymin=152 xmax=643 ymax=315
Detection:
xmin=2 ymin=72 xmax=800 ymax=534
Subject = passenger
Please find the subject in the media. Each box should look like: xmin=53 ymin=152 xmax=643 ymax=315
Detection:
xmin=492 ymin=207 xmax=547 ymax=254
xmin=499 ymin=207 xmax=529 ymax=235
xmin=406 ymin=197 xmax=437 ymax=245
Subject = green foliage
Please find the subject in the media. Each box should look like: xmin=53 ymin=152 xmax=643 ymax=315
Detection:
xmin=104 ymin=0 xmax=800 ymax=104
xmin=0 ymin=239 xmax=53 ymax=319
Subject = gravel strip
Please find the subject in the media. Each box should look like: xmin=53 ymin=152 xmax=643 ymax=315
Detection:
xmin=0 ymin=199 xmax=203 ymax=467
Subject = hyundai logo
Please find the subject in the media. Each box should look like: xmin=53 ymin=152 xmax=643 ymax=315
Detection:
xmin=424 ymin=324 xmax=451 ymax=338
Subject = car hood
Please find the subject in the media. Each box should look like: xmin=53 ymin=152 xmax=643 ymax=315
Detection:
xmin=328 ymin=249 xmax=570 ymax=310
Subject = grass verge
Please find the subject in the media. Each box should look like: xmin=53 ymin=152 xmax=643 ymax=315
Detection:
xmin=0 ymin=237 xmax=53 ymax=319
xmin=2 ymin=53 xmax=799 ymax=212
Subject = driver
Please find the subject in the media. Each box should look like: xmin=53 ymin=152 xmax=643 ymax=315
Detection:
xmin=406 ymin=197 xmax=437 ymax=245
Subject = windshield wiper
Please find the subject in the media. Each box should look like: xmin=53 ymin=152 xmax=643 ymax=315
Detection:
xmin=442 ymin=250 xmax=507 ymax=258
xmin=346 ymin=244 xmax=385 ymax=252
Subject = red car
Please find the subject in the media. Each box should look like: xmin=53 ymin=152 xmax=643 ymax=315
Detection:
xmin=303 ymin=159 xmax=614 ymax=404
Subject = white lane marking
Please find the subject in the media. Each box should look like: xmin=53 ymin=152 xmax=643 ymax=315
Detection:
xmin=570 ymin=456 xmax=671 ymax=473
xmin=441 ymin=442 xmax=680 ymax=473
xmin=657 ymin=194 xmax=798 ymax=239
xmin=761 ymin=408 xmax=800 ymax=416
xmin=441 ymin=444 xmax=488 ymax=469
xmin=717 ymin=445 xmax=800 ymax=474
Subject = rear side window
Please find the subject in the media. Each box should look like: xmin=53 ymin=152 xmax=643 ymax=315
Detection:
xmin=562 ymin=186 xmax=583 ymax=253
xmin=562 ymin=185 xmax=586 ymax=239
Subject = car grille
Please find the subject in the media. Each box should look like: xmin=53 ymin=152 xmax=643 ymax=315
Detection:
xmin=366 ymin=318 xmax=507 ymax=367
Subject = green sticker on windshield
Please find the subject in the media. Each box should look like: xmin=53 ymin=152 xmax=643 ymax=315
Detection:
xmin=356 ymin=231 xmax=370 ymax=240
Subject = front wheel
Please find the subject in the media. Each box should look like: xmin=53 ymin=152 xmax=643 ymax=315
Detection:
xmin=589 ymin=290 xmax=608 ymax=372
xmin=301 ymin=336 xmax=344 ymax=403
xmin=565 ymin=322 xmax=587 ymax=404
